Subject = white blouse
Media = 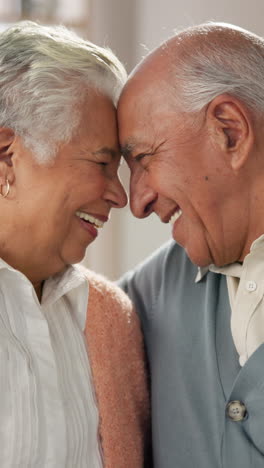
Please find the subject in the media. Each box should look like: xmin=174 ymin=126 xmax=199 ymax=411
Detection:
xmin=0 ymin=259 xmax=103 ymax=468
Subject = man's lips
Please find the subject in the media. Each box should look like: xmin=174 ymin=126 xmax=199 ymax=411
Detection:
xmin=161 ymin=206 xmax=182 ymax=224
xmin=169 ymin=208 xmax=183 ymax=225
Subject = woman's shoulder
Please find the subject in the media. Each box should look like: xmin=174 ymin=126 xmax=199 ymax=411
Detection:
xmin=84 ymin=269 xmax=144 ymax=360
xmin=83 ymin=270 xmax=150 ymax=468
xmin=86 ymin=270 xmax=131 ymax=307
xmin=84 ymin=268 xmax=133 ymax=320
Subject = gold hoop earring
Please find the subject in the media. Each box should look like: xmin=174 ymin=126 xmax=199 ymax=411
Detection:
xmin=0 ymin=179 xmax=10 ymax=198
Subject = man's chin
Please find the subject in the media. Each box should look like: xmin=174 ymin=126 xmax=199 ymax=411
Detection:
xmin=184 ymin=245 xmax=212 ymax=268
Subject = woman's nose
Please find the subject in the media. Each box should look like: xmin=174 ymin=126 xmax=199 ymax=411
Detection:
xmin=105 ymin=174 xmax=128 ymax=208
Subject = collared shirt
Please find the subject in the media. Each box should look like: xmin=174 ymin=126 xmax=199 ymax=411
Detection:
xmin=196 ymin=235 xmax=264 ymax=367
xmin=0 ymin=258 xmax=103 ymax=468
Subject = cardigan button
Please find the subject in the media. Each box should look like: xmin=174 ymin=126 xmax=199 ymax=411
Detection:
xmin=226 ymin=400 xmax=247 ymax=421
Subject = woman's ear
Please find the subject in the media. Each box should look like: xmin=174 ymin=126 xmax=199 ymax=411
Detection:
xmin=0 ymin=127 xmax=16 ymax=186
xmin=206 ymin=94 xmax=254 ymax=171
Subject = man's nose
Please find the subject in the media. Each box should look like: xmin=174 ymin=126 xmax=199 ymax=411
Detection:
xmin=130 ymin=172 xmax=158 ymax=218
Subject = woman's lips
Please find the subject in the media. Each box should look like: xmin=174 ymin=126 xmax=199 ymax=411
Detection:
xmin=75 ymin=211 xmax=109 ymax=238
xmin=78 ymin=217 xmax=99 ymax=238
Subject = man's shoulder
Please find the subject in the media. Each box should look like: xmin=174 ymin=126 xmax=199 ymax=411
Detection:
xmin=119 ymin=240 xmax=197 ymax=301
xmin=124 ymin=240 xmax=194 ymax=280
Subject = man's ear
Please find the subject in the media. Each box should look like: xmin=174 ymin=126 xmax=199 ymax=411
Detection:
xmin=0 ymin=127 xmax=15 ymax=186
xmin=206 ymin=94 xmax=254 ymax=171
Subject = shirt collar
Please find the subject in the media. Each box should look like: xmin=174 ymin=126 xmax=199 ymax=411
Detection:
xmin=0 ymin=258 xmax=88 ymax=306
xmin=0 ymin=257 xmax=18 ymax=272
xmin=195 ymin=266 xmax=208 ymax=283
xmin=41 ymin=263 xmax=88 ymax=306
xmin=195 ymin=233 xmax=264 ymax=283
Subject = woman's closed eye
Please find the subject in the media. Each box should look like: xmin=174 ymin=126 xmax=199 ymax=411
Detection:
xmin=92 ymin=147 xmax=117 ymax=167
xmin=97 ymin=160 xmax=109 ymax=166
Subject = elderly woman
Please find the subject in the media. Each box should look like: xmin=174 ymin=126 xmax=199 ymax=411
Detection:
xmin=0 ymin=21 xmax=149 ymax=468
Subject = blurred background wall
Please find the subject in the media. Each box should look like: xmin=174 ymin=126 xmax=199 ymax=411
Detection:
xmin=1 ymin=0 xmax=264 ymax=278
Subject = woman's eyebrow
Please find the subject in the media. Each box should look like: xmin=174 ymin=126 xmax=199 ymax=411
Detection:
xmin=92 ymin=147 xmax=118 ymax=158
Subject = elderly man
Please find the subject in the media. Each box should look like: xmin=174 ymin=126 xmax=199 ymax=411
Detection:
xmin=118 ymin=23 xmax=264 ymax=467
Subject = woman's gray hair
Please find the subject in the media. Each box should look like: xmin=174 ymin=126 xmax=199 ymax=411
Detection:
xmin=170 ymin=23 xmax=264 ymax=116
xmin=0 ymin=21 xmax=126 ymax=163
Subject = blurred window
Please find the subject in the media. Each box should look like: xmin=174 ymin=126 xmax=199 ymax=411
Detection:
xmin=0 ymin=0 xmax=89 ymax=32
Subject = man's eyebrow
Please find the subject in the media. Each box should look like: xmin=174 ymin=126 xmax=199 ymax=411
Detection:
xmin=92 ymin=147 xmax=118 ymax=158
xmin=120 ymin=143 xmax=135 ymax=159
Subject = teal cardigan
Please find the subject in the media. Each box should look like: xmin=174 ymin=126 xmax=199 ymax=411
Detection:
xmin=119 ymin=240 xmax=264 ymax=468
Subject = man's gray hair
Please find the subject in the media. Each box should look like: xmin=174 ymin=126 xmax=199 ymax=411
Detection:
xmin=171 ymin=23 xmax=264 ymax=116
xmin=0 ymin=21 xmax=126 ymax=163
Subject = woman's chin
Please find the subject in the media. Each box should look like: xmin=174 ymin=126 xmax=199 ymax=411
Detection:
xmin=63 ymin=246 xmax=91 ymax=266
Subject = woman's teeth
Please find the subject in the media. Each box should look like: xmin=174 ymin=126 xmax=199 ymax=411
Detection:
xmin=169 ymin=209 xmax=182 ymax=224
xmin=76 ymin=211 xmax=104 ymax=228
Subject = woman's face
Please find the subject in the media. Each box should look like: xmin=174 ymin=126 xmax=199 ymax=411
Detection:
xmin=2 ymin=92 xmax=127 ymax=283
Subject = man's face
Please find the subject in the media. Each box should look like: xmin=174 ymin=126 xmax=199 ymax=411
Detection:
xmin=118 ymin=73 xmax=247 ymax=267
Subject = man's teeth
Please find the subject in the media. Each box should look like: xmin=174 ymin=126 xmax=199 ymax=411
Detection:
xmin=169 ymin=209 xmax=182 ymax=224
xmin=76 ymin=211 xmax=104 ymax=228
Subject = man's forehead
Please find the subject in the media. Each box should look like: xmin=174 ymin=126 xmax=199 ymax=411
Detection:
xmin=118 ymin=102 xmax=154 ymax=153
xmin=130 ymin=42 xmax=174 ymax=78
xmin=119 ymin=79 xmax=172 ymax=125
xmin=117 ymin=47 xmax=182 ymax=149
xmin=120 ymin=51 xmax=171 ymax=101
